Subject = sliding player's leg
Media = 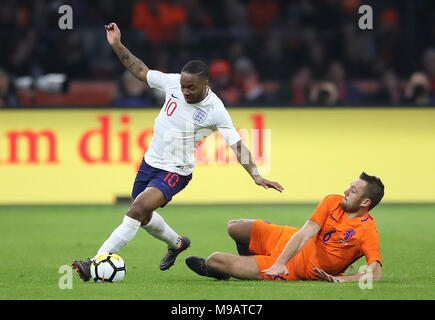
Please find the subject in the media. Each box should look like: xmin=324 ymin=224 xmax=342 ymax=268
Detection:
xmin=187 ymin=220 xmax=300 ymax=281
xmin=184 ymin=219 xmax=260 ymax=280
xmin=186 ymin=251 xmax=296 ymax=281
xmin=227 ymin=219 xmax=283 ymax=257
xmin=206 ymin=252 xmax=263 ymax=280
xmin=227 ymin=219 xmax=255 ymax=255
xmin=185 ymin=252 xmax=262 ymax=280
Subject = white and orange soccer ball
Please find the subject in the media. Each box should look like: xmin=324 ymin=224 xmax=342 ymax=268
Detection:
xmin=90 ymin=253 xmax=126 ymax=283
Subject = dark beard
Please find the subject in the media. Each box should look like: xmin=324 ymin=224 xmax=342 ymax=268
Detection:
xmin=341 ymin=200 xmax=361 ymax=213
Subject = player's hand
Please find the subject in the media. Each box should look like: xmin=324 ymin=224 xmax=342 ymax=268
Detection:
xmin=313 ymin=267 xmax=342 ymax=282
xmin=254 ymin=176 xmax=284 ymax=193
xmin=105 ymin=22 xmax=121 ymax=46
xmin=262 ymin=263 xmax=289 ymax=276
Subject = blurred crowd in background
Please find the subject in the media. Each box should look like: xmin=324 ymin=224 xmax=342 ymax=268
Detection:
xmin=1 ymin=0 xmax=435 ymax=108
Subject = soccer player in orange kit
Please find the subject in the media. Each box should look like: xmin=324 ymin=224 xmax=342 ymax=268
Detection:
xmin=185 ymin=172 xmax=384 ymax=282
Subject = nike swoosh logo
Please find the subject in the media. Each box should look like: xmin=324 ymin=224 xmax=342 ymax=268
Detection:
xmin=171 ymin=94 xmax=180 ymax=100
xmin=329 ymin=213 xmax=337 ymax=222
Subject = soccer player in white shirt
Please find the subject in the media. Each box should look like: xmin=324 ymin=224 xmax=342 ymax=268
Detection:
xmin=72 ymin=23 xmax=283 ymax=282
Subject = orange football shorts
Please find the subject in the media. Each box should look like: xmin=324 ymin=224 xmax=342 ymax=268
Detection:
xmin=249 ymin=220 xmax=300 ymax=280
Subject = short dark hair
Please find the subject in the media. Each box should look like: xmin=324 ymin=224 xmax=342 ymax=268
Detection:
xmin=359 ymin=172 xmax=384 ymax=210
xmin=181 ymin=60 xmax=209 ymax=80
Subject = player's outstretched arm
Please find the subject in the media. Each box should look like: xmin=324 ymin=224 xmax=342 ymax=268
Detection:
xmin=104 ymin=23 xmax=149 ymax=83
xmin=262 ymin=220 xmax=320 ymax=276
xmin=230 ymin=140 xmax=283 ymax=192
xmin=313 ymin=261 xmax=382 ymax=283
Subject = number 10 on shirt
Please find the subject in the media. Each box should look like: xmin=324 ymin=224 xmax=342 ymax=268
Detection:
xmin=164 ymin=98 xmax=177 ymax=116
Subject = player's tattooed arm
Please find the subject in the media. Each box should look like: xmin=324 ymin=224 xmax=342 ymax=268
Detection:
xmin=104 ymin=23 xmax=149 ymax=83
xmin=114 ymin=44 xmax=149 ymax=82
xmin=230 ymin=140 xmax=283 ymax=192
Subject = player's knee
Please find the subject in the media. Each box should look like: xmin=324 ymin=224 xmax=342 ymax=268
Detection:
xmin=126 ymin=201 xmax=153 ymax=224
xmin=206 ymin=252 xmax=225 ymax=269
xmin=227 ymin=219 xmax=243 ymax=238
xmin=227 ymin=219 xmax=253 ymax=242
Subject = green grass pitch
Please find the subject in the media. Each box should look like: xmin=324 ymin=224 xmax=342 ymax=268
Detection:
xmin=0 ymin=203 xmax=434 ymax=300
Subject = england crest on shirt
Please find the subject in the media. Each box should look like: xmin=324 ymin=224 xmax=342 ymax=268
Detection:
xmin=193 ymin=108 xmax=207 ymax=124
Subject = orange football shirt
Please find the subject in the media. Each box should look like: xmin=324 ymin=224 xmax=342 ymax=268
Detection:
xmin=289 ymin=194 xmax=382 ymax=280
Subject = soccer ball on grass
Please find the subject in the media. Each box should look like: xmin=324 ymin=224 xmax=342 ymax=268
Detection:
xmin=90 ymin=253 xmax=126 ymax=283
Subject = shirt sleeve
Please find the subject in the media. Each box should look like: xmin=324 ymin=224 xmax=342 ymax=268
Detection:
xmin=309 ymin=195 xmax=339 ymax=229
xmin=361 ymin=227 xmax=382 ymax=266
xmin=146 ymin=70 xmax=180 ymax=92
xmin=215 ymin=105 xmax=241 ymax=146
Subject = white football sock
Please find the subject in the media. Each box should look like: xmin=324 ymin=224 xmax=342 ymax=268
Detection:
xmin=142 ymin=211 xmax=182 ymax=249
xmin=94 ymin=215 xmax=141 ymax=259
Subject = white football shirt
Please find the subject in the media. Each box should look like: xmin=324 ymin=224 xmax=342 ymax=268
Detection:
xmin=144 ymin=70 xmax=241 ymax=176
